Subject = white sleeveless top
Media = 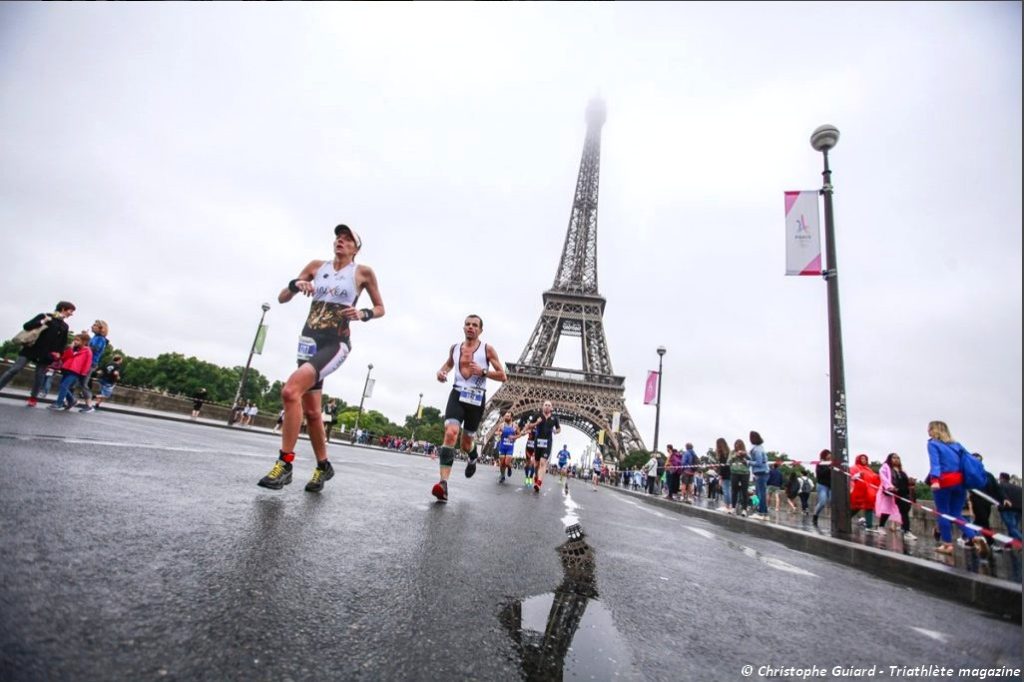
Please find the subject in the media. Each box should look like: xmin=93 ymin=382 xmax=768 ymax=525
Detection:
xmin=304 ymin=261 xmax=358 ymax=332
xmin=451 ymin=342 xmax=487 ymax=391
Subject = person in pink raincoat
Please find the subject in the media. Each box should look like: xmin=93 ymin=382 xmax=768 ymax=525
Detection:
xmin=875 ymin=453 xmax=903 ymax=532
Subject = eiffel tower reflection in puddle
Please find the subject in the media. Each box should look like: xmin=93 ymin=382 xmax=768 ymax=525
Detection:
xmin=499 ymin=524 xmax=637 ymax=681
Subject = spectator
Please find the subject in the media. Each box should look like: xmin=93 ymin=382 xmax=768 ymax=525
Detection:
xmin=749 ymin=431 xmax=769 ymax=520
xmin=812 ymin=449 xmax=833 ymax=527
xmin=91 ymin=355 xmax=123 ymax=410
xmin=797 ymin=470 xmax=814 ymax=515
xmin=927 ymin=420 xmax=982 ymax=556
xmin=850 ymin=454 xmax=880 ymax=533
xmin=875 ymin=453 xmax=903 ymax=533
xmin=324 ymin=398 xmax=339 ymax=442
xmin=191 ymin=388 xmax=208 ymax=420
xmin=642 ymin=453 xmax=659 ymax=495
xmin=274 ymin=409 xmax=285 ymax=433
xmin=0 ymin=301 xmax=76 ymax=406
xmin=966 ymin=453 xmax=1002 ymax=548
xmin=715 ymin=437 xmax=732 ymax=510
xmin=767 ymin=461 xmax=785 ymax=513
xmin=681 ymin=443 xmax=698 ymax=501
xmin=77 ymin=319 xmax=109 ymax=411
xmin=666 ymin=445 xmax=682 ymax=501
xmin=50 ymin=332 xmax=93 ymax=410
xmin=783 ymin=470 xmax=800 ymax=513
xmin=997 ymin=473 xmax=1021 ymax=543
xmin=729 ymin=439 xmax=750 ymax=516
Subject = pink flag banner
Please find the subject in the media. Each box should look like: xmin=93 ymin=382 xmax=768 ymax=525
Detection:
xmin=784 ymin=190 xmax=822 ymax=276
xmin=643 ymin=370 xmax=659 ymax=405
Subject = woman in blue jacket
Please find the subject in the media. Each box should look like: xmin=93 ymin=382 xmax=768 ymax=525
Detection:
xmin=927 ymin=420 xmax=981 ymax=555
xmin=749 ymin=431 xmax=769 ymax=518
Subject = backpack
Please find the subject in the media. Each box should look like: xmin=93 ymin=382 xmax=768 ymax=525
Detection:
xmin=959 ymin=448 xmax=987 ymax=490
xmin=800 ymin=476 xmax=814 ymax=494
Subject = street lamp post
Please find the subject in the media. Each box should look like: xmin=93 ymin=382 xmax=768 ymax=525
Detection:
xmin=411 ymin=392 xmax=423 ymax=442
xmin=228 ymin=302 xmax=271 ymax=426
xmin=652 ymin=346 xmax=666 ymax=454
xmin=811 ymin=124 xmax=851 ymax=535
xmin=352 ymin=363 xmax=374 ymax=444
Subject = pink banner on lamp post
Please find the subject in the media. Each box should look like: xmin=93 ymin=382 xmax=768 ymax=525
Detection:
xmin=784 ymin=190 xmax=822 ymax=276
xmin=643 ymin=370 xmax=659 ymax=405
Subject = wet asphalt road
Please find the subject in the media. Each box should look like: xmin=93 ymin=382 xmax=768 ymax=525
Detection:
xmin=1 ymin=404 xmax=1021 ymax=681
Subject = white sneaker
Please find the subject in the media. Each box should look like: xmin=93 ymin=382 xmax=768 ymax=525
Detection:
xmin=903 ymin=531 xmax=917 ymax=541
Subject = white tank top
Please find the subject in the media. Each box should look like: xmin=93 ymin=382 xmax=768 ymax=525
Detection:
xmin=451 ymin=341 xmax=487 ymax=391
xmin=304 ymin=261 xmax=358 ymax=331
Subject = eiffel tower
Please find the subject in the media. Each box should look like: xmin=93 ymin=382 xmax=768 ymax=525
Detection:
xmin=479 ymin=98 xmax=645 ymax=459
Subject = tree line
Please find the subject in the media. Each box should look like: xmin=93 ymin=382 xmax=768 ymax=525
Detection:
xmin=1 ymin=339 xmax=447 ymax=443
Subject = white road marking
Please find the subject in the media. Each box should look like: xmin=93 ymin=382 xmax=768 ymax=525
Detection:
xmin=685 ymin=526 xmax=715 ymax=539
xmin=911 ymin=627 xmax=949 ymax=643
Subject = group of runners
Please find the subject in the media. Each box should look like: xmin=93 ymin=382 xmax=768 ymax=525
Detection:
xmin=255 ymin=222 xmax=581 ymax=502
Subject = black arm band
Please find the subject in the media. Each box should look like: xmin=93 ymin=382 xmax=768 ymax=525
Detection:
xmin=360 ymin=308 xmax=375 ymax=322
xmin=288 ymin=279 xmax=301 ymax=293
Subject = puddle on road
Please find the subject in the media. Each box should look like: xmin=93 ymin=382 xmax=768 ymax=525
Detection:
xmin=500 ymin=524 xmax=637 ymax=680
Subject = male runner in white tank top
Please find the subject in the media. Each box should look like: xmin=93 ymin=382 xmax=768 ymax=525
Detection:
xmin=258 ymin=223 xmax=385 ymax=493
xmin=431 ymin=314 xmax=507 ymax=501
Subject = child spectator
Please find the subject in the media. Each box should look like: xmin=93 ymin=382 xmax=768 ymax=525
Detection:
xmin=90 ymin=355 xmax=123 ymax=410
xmin=50 ymin=332 xmax=93 ymax=410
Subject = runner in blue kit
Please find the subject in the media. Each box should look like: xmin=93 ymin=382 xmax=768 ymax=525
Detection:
xmin=591 ymin=451 xmax=603 ymax=491
xmin=556 ymin=444 xmax=571 ymax=492
xmin=496 ymin=411 xmax=519 ymax=483
xmin=523 ymin=400 xmax=560 ymax=493
xmin=258 ymin=224 xmax=385 ymax=493
xmin=432 ymin=314 xmax=508 ymax=501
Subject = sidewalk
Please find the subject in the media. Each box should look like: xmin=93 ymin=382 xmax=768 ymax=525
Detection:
xmin=601 ymin=482 xmax=1021 ymax=620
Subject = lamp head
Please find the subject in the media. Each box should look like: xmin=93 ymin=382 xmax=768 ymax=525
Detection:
xmin=810 ymin=124 xmax=840 ymax=152
xmin=656 ymin=346 xmax=667 ymax=357
xmin=368 ymin=363 xmax=374 ymax=370
xmin=261 ymin=302 xmax=271 ymax=312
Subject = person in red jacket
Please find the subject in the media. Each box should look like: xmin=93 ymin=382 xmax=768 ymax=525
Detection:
xmin=850 ymin=453 xmax=881 ymax=532
xmin=50 ymin=332 xmax=93 ymax=410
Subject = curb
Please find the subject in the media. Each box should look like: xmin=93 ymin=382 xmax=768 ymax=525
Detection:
xmin=602 ymin=484 xmax=1021 ymax=622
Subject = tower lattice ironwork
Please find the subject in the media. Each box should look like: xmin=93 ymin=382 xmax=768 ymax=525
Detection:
xmin=479 ymin=99 xmax=645 ymax=459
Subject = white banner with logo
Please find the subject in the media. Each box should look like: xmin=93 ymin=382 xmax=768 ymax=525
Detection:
xmin=784 ymin=190 xmax=822 ymax=276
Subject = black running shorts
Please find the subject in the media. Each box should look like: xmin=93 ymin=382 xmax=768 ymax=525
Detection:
xmin=443 ymin=387 xmax=485 ymax=434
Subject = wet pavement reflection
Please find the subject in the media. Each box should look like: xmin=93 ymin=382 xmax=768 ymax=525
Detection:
xmin=500 ymin=524 xmax=637 ymax=681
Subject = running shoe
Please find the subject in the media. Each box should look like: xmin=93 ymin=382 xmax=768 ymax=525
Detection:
xmin=902 ymin=531 xmax=917 ymax=541
xmin=25 ymin=398 xmax=37 ymax=407
xmin=258 ymin=460 xmax=293 ymax=489
xmin=525 ymin=476 xmax=533 ymax=487
xmin=47 ymin=404 xmax=63 ymax=411
xmin=79 ymin=406 xmax=95 ymax=413
xmin=431 ymin=480 xmax=448 ymax=502
xmin=534 ymin=478 xmax=542 ymax=493
xmin=464 ymin=447 xmax=479 ymax=478
xmin=305 ymin=461 xmax=335 ymax=493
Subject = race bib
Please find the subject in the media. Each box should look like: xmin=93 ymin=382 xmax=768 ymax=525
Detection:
xmin=536 ymin=438 xmax=549 ymax=449
xmin=458 ymin=386 xmax=484 ymax=406
xmin=502 ymin=437 xmax=514 ymax=447
xmin=297 ymin=335 xmax=317 ymax=361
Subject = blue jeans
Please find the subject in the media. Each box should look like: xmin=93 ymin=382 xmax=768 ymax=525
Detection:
xmin=813 ymin=484 xmax=831 ymax=516
xmin=721 ymin=477 xmax=732 ymax=506
xmin=933 ymin=484 xmax=974 ymax=543
xmin=54 ymin=373 xmax=82 ymax=408
xmin=1000 ymin=509 xmax=1022 ymax=541
xmin=754 ymin=473 xmax=769 ymax=514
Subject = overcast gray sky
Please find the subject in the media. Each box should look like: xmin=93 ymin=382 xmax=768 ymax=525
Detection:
xmin=2 ymin=3 xmax=1020 ymax=477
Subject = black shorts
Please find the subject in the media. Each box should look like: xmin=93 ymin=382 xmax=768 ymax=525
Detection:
xmin=297 ymin=328 xmax=351 ymax=391
xmin=443 ymin=387 xmax=485 ymax=434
